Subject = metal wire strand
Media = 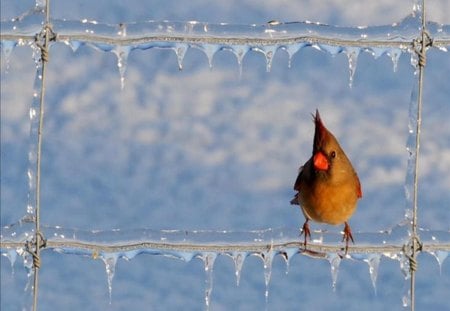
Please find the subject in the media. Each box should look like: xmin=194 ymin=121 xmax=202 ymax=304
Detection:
xmin=25 ymin=232 xmax=47 ymax=270
xmin=409 ymin=1 xmax=428 ymax=310
xmin=32 ymin=0 xmax=51 ymax=310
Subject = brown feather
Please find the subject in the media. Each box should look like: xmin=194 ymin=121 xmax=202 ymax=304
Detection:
xmin=291 ymin=110 xmax=362 ymax=225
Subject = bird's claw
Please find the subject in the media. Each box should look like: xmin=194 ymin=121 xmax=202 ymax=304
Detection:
xmin=299 ymin=220 xmax=311 ymax=251
xmin=341 ymin=222 xmax=354 ymax=255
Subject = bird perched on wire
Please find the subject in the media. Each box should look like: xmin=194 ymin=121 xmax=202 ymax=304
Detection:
xmin=290 ymin=109 xmax=362 ymax=254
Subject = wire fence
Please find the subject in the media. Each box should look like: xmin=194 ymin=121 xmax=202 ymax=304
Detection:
xmin=1 ymin=0 xmax=450 ymax=310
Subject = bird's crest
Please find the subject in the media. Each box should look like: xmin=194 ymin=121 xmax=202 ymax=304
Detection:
xmin=313 ymin=109 xmax=328 ymax=151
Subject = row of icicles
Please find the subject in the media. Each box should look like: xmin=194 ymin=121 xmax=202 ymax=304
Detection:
xmin=1 ymin=38 xmax=410 ymax=89
xmin=2 ymin=243 xmax=448 ymax=309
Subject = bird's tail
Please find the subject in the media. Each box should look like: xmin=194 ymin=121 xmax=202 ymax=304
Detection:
xmin=290 ymin=193 xmax=299 ymax=205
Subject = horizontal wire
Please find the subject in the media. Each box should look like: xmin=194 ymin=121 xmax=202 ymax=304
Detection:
xmin=3 ymin=32 xmax=450 ymax=49
xmin=2 ymin=239 xmax=449 ymax=255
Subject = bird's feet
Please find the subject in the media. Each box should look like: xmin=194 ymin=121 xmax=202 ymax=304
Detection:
xmin=342 ymin=222 xmax=355 ymax=255
xmin=299 ymin=220 xmax=311 ymax=250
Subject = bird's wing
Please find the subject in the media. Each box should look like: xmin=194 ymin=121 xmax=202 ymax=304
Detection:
xmin=290 ymin=193 xmax=299 ymax=205
xmin=356 ymin=173 xmax=363 ymax=198
xmin=293 ymin=166 xmax=304 ymax=192
xmin=290 ymin=166 xmax=304 ymax=205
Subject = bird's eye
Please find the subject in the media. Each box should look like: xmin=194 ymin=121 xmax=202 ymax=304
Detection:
xmin=330 ymin=151 xmax=336 ymax=158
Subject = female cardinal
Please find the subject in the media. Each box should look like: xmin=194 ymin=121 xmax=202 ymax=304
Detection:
xmin=290 ymin=110 xmax=362 ymax=253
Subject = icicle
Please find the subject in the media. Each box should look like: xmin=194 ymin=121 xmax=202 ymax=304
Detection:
xmin=201 ymin=252 xmax=217 ymax=311
xmin=122 ymin=250 xmax=141 ymax=261
xmin=2 ymin=249 xmax=18 ymax=274
xmin=387 ymin=48 xmax=402 ymax=72
xmin=101 ymin=253 xmax=119 ymax=304
xmin=259 ymin=249 xmax=275 ymax=306
xmin=317 ymin=44 xmax=343 ymax=57
xmin=263 ymin=254 xmax=273 ymax=304
xmin=326 ymin=253 xmax=342 ymax=290
xmin=398 ymin=248 xmax=412 ymax=308
xmin=402 ymin=288 xmax=411 ymax=308
xmin=283 ymin=43 xmax=307 ymax=68
xmin=344 ymin=47 xmax=361 ymax=87
xmin=231 ymin=252 xmax=247 ymax=286
xmin=370 ymin=47 xmax=389 ymax=59
xmin=428 ymin=250 xmax=449 ymax=274
xmin=172 ymin=251 xmax=197 ymax=262
xmin=410 ymin=50 xmax=420 ymax=73
xmin=17 ymin=246 xmax=34 ymax=292
xmin=231 ymin=45 xmax=250 ymax=77
xmin=281 ymin=247 xmax=298 ymax=275
xmin=112 ymin=45 xmax=130 ymax=90
xmin=0 ymin=41 xmax=17 ymax=72
xmin=364 ymin=254 xmax=381 ymax=293
xmin=111 ymin=23 xmax=130 ymax=89
xmin=399 ymin=248 xmax=411 ymax=278
xmin=412 ymin=0 xmax=422 ymax=16
xmin=263 ymin=45 xmax=278 ymax=72
xmin=173 ymin=43 xmax=188 ymax=71
xmin=64 ymin=40 xmax=83 ymax=53
xmin=201 ymin=44 xmax=220 ymax=69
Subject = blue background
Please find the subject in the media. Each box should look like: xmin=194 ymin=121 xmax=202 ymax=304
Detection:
xmin=1 ymin=1 xmax=449 ymax=310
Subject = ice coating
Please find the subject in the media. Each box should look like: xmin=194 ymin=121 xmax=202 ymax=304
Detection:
xmin=3 ymin=224 xmax=449 ymax=257
xmin=1 ymin=223 xmax=450 ymax=308
xmin=2 ymin=13 xmax=450 ymax=86
xmin=23 ymin=39 xmax=47 ymax=221
xmin=404 ymin=66 xmax=421 ymax=223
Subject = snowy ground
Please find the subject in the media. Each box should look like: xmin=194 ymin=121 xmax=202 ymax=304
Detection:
xmin=1 ymin=1 xmax=449 ymax=310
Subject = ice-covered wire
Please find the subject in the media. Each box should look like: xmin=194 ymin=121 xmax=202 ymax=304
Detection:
xmin=408 ymin=1 xmax=429 ymax=310
xmin=30 ymin=0 xmax=52 ymax=310
xmin=3 ymin=232 xmax=449 ymax=255
xmin=1 ymin=16 xmax=449 ymax=51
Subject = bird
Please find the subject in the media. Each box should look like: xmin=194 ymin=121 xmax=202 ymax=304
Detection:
xmin=290 ymin=109 xmax=362 ymax=254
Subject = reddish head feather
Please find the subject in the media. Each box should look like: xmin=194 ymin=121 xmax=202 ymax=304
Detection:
xmin=313 ymin=109 xmax=328 ymax=153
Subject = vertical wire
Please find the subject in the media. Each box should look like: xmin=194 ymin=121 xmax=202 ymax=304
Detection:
xmin=32 ymin=0 xmax=51 ymax=310
xmin=410 ymin=0 xmax=427 ymax=310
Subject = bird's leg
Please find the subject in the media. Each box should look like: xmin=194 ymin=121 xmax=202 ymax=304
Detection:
xmin=299 ymin=219 xmax=311 ymax=250
xmin=342 ymin=222 xmax=355 ymax=255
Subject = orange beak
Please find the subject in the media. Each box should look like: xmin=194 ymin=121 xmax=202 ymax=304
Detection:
xmin=313 ymin=151 xmax=329 ymax=171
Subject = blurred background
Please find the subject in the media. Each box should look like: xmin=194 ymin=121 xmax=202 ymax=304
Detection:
xmin=1 ymin=0 xmax=449 ymax=310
